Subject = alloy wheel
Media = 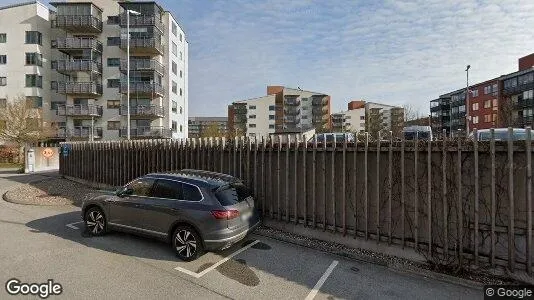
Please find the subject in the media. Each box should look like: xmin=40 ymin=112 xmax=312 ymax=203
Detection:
xmin=175 ymin=229 xmax=197 ymax=258
xmin=86 ymin=210 xmax=105 ymax=235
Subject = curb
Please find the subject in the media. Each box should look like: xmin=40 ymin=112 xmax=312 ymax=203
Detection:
xmin=388 ymin=264 xmax=484 ymax=290
xmin=1 ymin=176 xmax=73 ymax=207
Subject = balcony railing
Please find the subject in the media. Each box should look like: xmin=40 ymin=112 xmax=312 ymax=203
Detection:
xmin=54 ymin=37 xmax=102 ymax=52
xmin=57 ymin=104 xmax=103 ymax=117
xmin=284 ymin=98 xmax=300 ymax=106
xmin=119 ymin=59 xmax=164 ymax=74
xmin=312 ymin=116 xmax=328 ymax=123
xmin=52 ymin=60 xmax=102 ymax=74
xmin=120 ymin=126 xmax=172 ymax=139
xmin=53 ymin=15 xmax=103 ymax=32
xmin=284 ymin=108 xmax=300 ymax=115
xmin=503 ymin=82 xmax=534 ymax=96
xmin=119 ymin=13 xmax=163 ymax=32
xmin=514 ymin=116 xmax=534 ymax=127
xmin=58 ymin=127 xmax=103 ymax=139
xmin=312 ymin=97 xmax=328 ymax=106
xmin=57 ymin=82 xmax=103 ymax=95
xmin=120 ymin=37 xmax=163 ymax=55
xmin=119 ymin=105 xmax=164 ymax=118
xmin=119 ymin=82 xmax=164 ymax=96
xmin=515 ymin=98 xmax=534 ymax=109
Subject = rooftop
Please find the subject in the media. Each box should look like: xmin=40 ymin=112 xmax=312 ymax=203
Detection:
xmin=0 ymin=0 xmax=38 ymax=11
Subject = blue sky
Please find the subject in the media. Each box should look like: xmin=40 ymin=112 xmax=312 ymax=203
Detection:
xmin=3 ymin=0 xmax=534 ymax=117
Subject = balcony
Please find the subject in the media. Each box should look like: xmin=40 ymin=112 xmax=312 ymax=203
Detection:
xmin=58 ymin=127 xmax=103 ymax=139
xmin=120 ymin=126 xmax=172 ymax=139
xmin=312 ymin=107 xmax=328 ymax=114
xmin=119 ymin=13 xmax=163 ymax=32
xmin=120 ymin=82 xmax=164 ymax=97
xmin=57 ymin=82 xmax=103 ymax=96
xmin=514 ymin=116 xmax=534 ymax=127
xmin=120 ymin=37 xmax=163 ymax=55
xmin=503 ymin=81 xmax=534 ymax=96
xmin=119 ymin=105 xmax=164 ymax=119
xmin=53 ymin=15 xmax=102 ymax=33
xmin=284 ymin=108 xmax=300 ymax=115
xmin=57 ymin=105 xmax=103 ymax=118
xmin=312 ymin=97 xmax=328 ymax=106
xmin=52 ymin=60 xmax=102 ymax=75
xmin=284 ymin=116 xmax=299 ymax=123
xmin=515 ymin=98 xmax=534 ymax=109
xmin=119 ymin=59 xmax=164 ymax=74
xmin=284 ymin=97 xmax=300 ymax=106
xmin=312 ymin=116 xmax=328 ymax=124
xmin=54 ymin=37 xmax=103 ymax=54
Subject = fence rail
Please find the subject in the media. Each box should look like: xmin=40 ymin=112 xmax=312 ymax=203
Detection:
xmin=59 ymin=128 xmax=534 ymax=274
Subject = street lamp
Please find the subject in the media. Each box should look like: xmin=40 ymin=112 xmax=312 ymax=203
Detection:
xmin=465 ymin=65 xmax=471 ymax=135
xmin=126 ymin=9 xmax=141 ymax=140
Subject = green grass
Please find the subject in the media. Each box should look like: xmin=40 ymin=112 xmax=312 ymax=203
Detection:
xmin=0 ymin=162 xmax=22 ymax=169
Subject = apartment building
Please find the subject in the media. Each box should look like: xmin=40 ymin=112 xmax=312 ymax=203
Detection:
xmin=0 ymin=0 xmax=188 ymax=141
xmin=430 ymin=53 xmax=534 ymax=135
xmin=227 ymin=86 xmax=331 ymax=140
xmin=331 ymin=100 xmax=404 ymax=137
xmin=188 ymin=116 xmax=227 ymax=138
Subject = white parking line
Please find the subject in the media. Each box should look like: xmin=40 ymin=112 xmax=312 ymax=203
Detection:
xmin=174 ymin=240 xmax=259 ymax=278
xmin=305 ymin=260 xmax=339 ymax=300
xmin=66 ymin=221 xmax=84 ymax=230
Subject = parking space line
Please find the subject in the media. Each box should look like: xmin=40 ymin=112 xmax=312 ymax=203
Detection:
xmin=174 ymin=240 xmax=259 ymax=278
xmin=66 ymin=221 xmax=83 ymax=230
xmin=305 ymin=260 xmax=339 ymax=300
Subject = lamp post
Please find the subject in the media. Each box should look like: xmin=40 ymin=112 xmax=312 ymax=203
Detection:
xmin=126 ymin=9 xmax=141 ymax=140
xmin=466 ymin=64 xmax=471 ymax=135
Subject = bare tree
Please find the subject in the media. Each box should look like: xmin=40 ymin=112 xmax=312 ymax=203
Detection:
xmin=498 ymin=97 xmax=514 ymax=128
xmin=0 ymin=96 xmax=55 ymax=162
xmin=403 ymin=103 xmax=422 ymax=123
xmin=200 ymin=123 xmax=224 ymax=138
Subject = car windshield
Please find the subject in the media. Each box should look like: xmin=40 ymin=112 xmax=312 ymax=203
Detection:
xmin=214 ymin=183 xmax=252 ymax=206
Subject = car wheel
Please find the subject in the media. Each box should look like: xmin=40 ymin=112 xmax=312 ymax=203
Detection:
xmin=85 ymin=207 xmax=106 ymax=236
xmin=172 ymin=226 xmax=203 ymax=261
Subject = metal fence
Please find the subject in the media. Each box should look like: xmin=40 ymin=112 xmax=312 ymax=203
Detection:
xmin=59 ymin=128 xmax=534 ymax=274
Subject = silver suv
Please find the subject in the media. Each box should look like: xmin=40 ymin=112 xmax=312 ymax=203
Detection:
xmin=81 ymin=169 xmax=260 ymax=261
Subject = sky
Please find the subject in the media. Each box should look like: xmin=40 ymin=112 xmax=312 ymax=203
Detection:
xmin=3 ymin=0 xmax=534 ymax=117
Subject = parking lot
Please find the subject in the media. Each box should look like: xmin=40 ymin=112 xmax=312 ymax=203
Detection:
xmin=0 ymin=174 xmax=481 ymax=299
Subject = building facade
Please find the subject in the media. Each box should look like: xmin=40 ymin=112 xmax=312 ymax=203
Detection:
xmin=227 ymin=86 xmax=331 ymax=140
xmin=0 ymin=0 xmax=188 ymax=141
xmin=431 ymin=53 xmax=534 ymax=135
xmin=188 ymin=116 xmax=227 ymax=138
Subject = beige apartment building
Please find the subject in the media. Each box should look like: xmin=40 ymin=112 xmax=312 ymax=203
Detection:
xmin=0 ymin=0 xmax=188 ymax=141
xmin=227 ymin=86 xmax=331 ymax=140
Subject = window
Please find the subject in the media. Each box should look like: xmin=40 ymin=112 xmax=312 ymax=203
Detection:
xmin=472 ymin=116 xmax=479 ymax=124
xmin=180 ymin=51 xmax=183 ymax=60
xmin=107 ymin=121 xmax=120 ymax=130
xmin=0 ymin=33 xmax=5 ymax=43
xmin=180 ymin=106 xmax=183 ymax=114
xmin=493 ymin=99 xmax=498 ymax=107
xmin=484 ymin=114 xmax=491 ymax=123
xmin=107 ymin=79 xmax=120 ymax=88
xmin=25 ymin=31 xmax=42 ymax=45
xmin=172 ymin=22 xmax=177 ymax=36
xmin=249 ymin=105 xmax=256 ymax=109
xmin=249 ymin=124 xmax=256 ymax=128
xmin=172 ymin=42 xmax=177 ymax=56
xmin=524 ymin=90 xmax=534 ymax=100
xmin=471 ymin=89 xmax=478 ymax=97
xmin=172 ymin=61 xmax=177 ymax=75
xmin=172 ymin=101 xmax=177 ymax=113
xmin=179 ymin=70 xmax=182 ymax=78
xmin=484 ymin=100 xmax=491 ymax=108
xmin=492 ymin=84 xmax=498 ymax=93
xmin=172 ymin=81 xmax=177 ymax=94
xmin=269 ymin=115 xmax=275 ymax=120
xmin=179 ymin=33 xmax=182 ymax=42
xmin=269 ymin=124 xmax=275 ymax=129
xmin=183 ymin=183 xmax=202 ymax=201
xmin=0 ymin=55 xmax=6 ymax=64
xmin=484 ymin=85 xmax=491 ymax=95
xmin=0 ymin=77 xmax=6 ymax=86
xmin=360 ymin=116 xmax=365 ymax=120
xmin=301 ymin=115 xmax=308 ymax=119
xmin=107 ymin=58 xmax=120 ymax=67
xmin=492 ymin=114 xmax=497 ymax=122
xmin=180 ymin=88 xmax=182 ymax=96
xmin=249 ymin=115 xmax=256 ymax=119
xmin=172 ymin=121 xmax=177 ymax=132
xmin=269 ymin=105 xmax=275 ymax=111
xmin=26 ymin=96 xmax=42 ymax=108
xmin=107 ymin=37 xmax=120 ymax=46
xmin=51 ymin=81 xmax=58 ymax=90
xmin=50 ymin=101 xmax=61 ymax=110
xmin=472 ymin=102 xmax=479 ymax=111
xmin=125 ymin=178 xmax=155 ymax=197
xmin=0 ymin=98 xmax=6 ymax=108
xmin=107 ymin=15 xmax=119 ymax=24
xmin=107 ymin=100 xmax=120 ymax=109
xmin=152 ymin=179 xmax=182 ymax=199
xmin=25 ymin=74 xmax=42 ymax=88
xmin=25 ymin=53 xmax=42 ymax=66
xmin=180 ymin=124 xmax=183 ymax=132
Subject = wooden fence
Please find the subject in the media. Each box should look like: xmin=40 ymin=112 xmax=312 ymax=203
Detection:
xmin=59 ymin=128 xmax=534 ymax=274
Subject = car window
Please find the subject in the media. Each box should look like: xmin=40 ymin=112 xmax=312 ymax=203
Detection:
xmin=215 ymin=183 xmax=251 ymax=206
xmin=152 ymin=179 xmax=182 ymax=200
xmin=126 ymin=178 xmax=155 ymax=197
xmin=182 ymin=183 xmax=202 ymax=201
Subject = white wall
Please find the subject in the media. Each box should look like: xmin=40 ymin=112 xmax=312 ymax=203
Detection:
xmin=238 ymin=95 xmax=275 ymax=140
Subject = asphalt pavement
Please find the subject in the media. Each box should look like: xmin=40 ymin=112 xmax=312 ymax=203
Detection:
xmin=0 ymin=171 xmax=482 ymax=299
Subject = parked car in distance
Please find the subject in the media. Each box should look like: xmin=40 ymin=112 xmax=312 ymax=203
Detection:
xmin=81 ymin=169 xmax=260 ymax=261
xmin=469 ymin=128 xmax=529 ymax=141
xmin=403 ymin=126 xmax=433 ymax=141
xmin=308 ymin=132 xmax=355 ymax=143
